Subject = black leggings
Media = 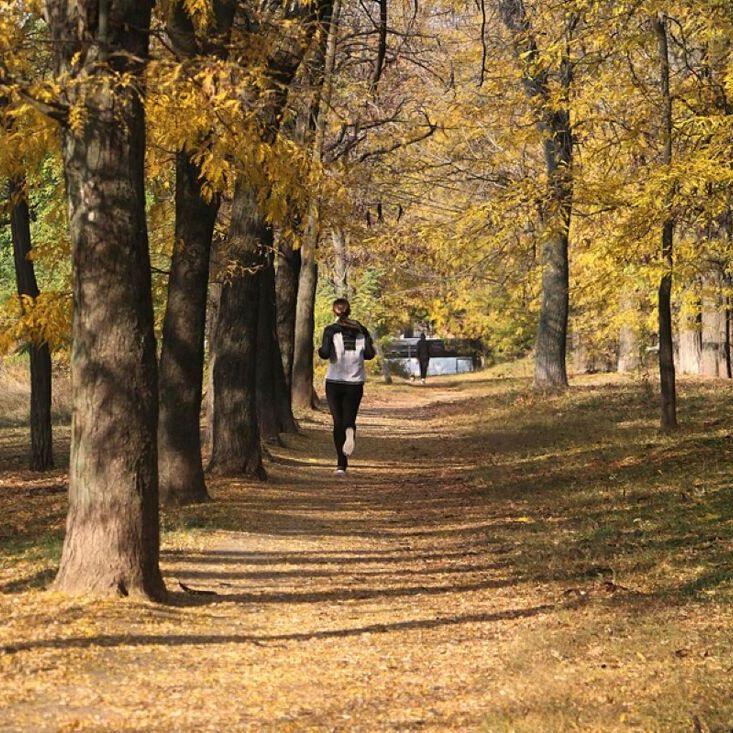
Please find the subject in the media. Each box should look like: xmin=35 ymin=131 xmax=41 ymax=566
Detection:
xmin=418 ymin=358 xmax=429 ymax=379
xmin=325 ymin=381 xmax=364 ymax=469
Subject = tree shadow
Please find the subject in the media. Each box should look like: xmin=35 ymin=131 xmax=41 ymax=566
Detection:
xmin=0 ymin=567 xmax=56 ymax=593
xmin=2 ymin=602 xmax=553 ymax=655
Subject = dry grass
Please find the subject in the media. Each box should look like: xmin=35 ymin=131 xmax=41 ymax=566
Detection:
xmin=1 ymin=366 xmax=732 ymax=731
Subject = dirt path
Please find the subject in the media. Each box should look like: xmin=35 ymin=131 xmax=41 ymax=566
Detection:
xmin=4 ymin=374 xmax=733 ymax=731
xmin=2 ymin=377 xmax=556 ymax=732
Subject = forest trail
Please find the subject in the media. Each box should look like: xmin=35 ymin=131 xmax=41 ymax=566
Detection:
xmin=157 ymin=376 xmax=548 ymax=731
xmin=3 ymin=372 xmax=733 ymax=731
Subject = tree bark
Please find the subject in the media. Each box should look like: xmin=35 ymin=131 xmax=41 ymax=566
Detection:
xmin=275 ymin=234 xmax=301 ymax=391
xmin=157 ymin=0 xmax=235 ymax=505
xmin=9 ymin=178 xmax=54 ymax=471
xmin=654 ymin=12 xmax=677 ymax=431
xmin=677 ymin=306 xmax=701 ymax=375
xmin=292 ymin=248 xmax=319 ymax=409
xmin=700 ymin=276 xmax=726 ymax=377
xmin=498 ymin=0 xmax=573 ymax=389
xmin=208 ymin=182 xmax=266 ymax=479
xmin=204 ymin=277 xmax=221 ymax=452
xmin=257 ymin=252 xmax=279 ymax=442
xmin=45 ymin=0 xmax=165 ymax=599
xmin=210 ymin=0 xmax=327 ymax=442
xmin=371 ymin=0 xmax=388 ymax=91
xmin=257 ymin=245 xmax=299 ymax=439
xmin=617 ymin=292 xmax=641 ymax=373
xmin=726 ymin=290 xmax=732 ymax=379
xmin=291 ymin=0 xmax=340 ymax=409
xmin=158 ymin=153 xmax=218 ymax=505
xmin=332 ymin=226 xmax=349 ymax=296
xmin=534 ymin=220 xmax=570 ymax=387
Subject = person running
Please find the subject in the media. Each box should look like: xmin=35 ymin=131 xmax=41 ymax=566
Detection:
xmin=318 ymin=298 xmax=375 ymax=475
xmin=416 ymin=332 xmax=430 ymax=384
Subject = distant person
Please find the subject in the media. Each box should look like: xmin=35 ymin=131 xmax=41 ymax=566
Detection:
xmin=416 ymin=333 xmax=430 ymax=384
xmin=318 ymin=298 xmax=375 ymax=475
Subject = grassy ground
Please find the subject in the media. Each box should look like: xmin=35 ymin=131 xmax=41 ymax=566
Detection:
xmin=1 ymin=366 xmax=732 ymax=732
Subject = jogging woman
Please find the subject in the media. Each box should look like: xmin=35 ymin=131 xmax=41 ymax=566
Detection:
xmin=318 ymin=298 xmax=375 ymax=475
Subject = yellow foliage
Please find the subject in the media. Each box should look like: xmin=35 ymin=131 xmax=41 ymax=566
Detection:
xmin=0 ymin=293 xmax=71 ymax=355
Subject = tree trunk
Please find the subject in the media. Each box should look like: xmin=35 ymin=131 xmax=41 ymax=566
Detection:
xmin=533 ymin=160 xmax=570 ymax=387
xmin=257 ymin=253 xmax=280 ymax=442
xmin=275 ymin=234 xmax=301 ymax=391
xmin=498 ymin=0 xmax=572 ymax=389
xmin=157 ymin=0 xmax=235 ymax=505
xmin=677 ymin=307 xmax=701 ymax=375
xmin=158 ymin=153 xmax=218 ymax=505
xmin=46 ymin=0 xmax=165 ymax=599
xmin=292 ymin=248 xmax=319 ymax=409
xmin=332 ymin=226 xmax=349 ymax=297
xmin=207 ymin=0 xmax=328 ymax=441
xmin=204 ymin=278 xmax=221 ymax=453
xmin=571 ymin=328 xmax=591 ymax=374
xmin=654 ymin=12 xmax=677 ymax=431
xmin=617 ymin=292 xmax=641 ymax=373
xmin=258 ymin=246 xmax=299 ymax=439
xmin=208 ymin=182 xmax=266 ymax=479
xmin=700 ymin=276 xmax=725 ymax=377
xmin=618 ymin=324 xmax=640 ymax=373
xmin=658 ymin=248 xmax=677 ymax=429
xmin=726 ymin=290 xmax=732 ymax=379
xmin=290 ymin=0 xmax=340 ymax=410
xmin=9 ymin=179 xmax=54 ymax=471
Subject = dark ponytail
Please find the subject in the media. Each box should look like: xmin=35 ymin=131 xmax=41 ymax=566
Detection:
xmin=332 ymin=298 xmax=351 ymax=320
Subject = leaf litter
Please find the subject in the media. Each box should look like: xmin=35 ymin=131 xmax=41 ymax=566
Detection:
xmin=1 ymin=371 xmax=733 ymax=731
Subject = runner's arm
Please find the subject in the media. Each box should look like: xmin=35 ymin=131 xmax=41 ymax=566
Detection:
xmin=363 ymin=328 xmax=376 ymax=360
xmin=318 ymin=325 xmax=336 ymax=359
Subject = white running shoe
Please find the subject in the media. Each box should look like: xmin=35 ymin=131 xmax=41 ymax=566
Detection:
xmin=335 ymin=468 xmax=346 ymax=477
xmin=343 ymin=427 xmax=355 ymax=456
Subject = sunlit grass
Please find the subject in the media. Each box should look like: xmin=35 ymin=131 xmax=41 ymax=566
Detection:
xmin=1 ymin=369 xmax=733 ymax=730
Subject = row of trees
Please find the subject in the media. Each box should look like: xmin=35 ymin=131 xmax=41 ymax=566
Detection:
xmin=1 ymin=0 xmax=732 ymax=597
xmin=0 ymin=0 xmax=354 ymax=597
xmin=348 ymin=0 xmax=732 ymax=432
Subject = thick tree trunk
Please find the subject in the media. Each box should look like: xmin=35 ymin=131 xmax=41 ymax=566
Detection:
xmin=654 ymin=12 xmax=677 ymax=431
xmin=207 ymin=0 xmax=328 ymax=445
xmin=534 ymin=228 xmax=569 ymax=386
xmin=208 ymin=182 xmax=266 ymax=479
xmin=571 ymin=328 xmax=590 ymax=374
xmin=158 ymin=153 xmax=218 ymax=505
xmin=257 ymin=247 xmax=299 ymax=439
xmin=618 ymin=324 xmax=640 ymax=373
xmin=275 ymin=235 xmax=301 ymax=391
xmin=46 ymin=0 xmax=165 ymax=599
xmin=157 ymin=0 xmax=234 ymax=505
xmin=374 ymin=337 xmax=393 ymax=384
xmin=9 ymin=179 xmax=54 ymax=471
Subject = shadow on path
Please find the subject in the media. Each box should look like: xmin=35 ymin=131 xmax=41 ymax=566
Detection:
xmin=3 ymin=603 xmax=553 ymax=654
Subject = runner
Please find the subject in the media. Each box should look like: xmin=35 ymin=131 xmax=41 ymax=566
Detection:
xmin=318 ymin=298 xmax=375 ymax=475
xmin=416 ymin=332 xmax=430 ymax=384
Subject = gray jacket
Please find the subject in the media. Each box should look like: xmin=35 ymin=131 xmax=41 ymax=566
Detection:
xmin=318 ymin=321 xmax=376 ymax=384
